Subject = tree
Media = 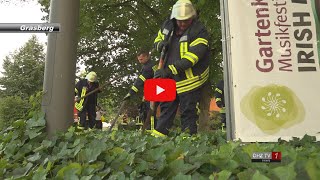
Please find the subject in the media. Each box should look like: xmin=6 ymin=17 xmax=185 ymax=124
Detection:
xmin=38 ymin=0 xmax=222 ymax=103
xmin=0 ymin=35 xmax=45 ymax=98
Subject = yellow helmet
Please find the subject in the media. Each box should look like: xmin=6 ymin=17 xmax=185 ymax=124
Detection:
xmin=86 ymin=71 xmax=97 ymax=82
xmin=170 ymin=0 xmax=197 ymax=20
xmin=79 ymin=70 xmax=87 ymax=78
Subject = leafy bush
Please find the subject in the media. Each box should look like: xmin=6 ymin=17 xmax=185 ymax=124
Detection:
xmin=0 ymin=91 xmax=43 ymax=130
xmin=0 ymin=96 xmax=29 ymax=130
xmin=209 ymin=111 xmax=224 ymax=130
xmin=27 ymin=91 xmax=43 ymax=118
xmin=1 ymin=111 xmax=320 ymax=179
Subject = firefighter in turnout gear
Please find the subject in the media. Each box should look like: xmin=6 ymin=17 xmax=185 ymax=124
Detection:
xmin=152 ymin=0 xmax=210 ymax=136
xmin=214 ymin=80 xmax=226 ymax=129
xmin=123 ymin=49 xmax=158 ymax=130
xmin=75 ymin=71 xmax=101 ymax=129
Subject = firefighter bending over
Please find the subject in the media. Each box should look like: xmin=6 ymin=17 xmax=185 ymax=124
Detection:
xmin=75 ymin=71 xmax=101 ymax=129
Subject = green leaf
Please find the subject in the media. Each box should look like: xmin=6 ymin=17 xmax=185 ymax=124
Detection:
xmin=132 ymin=141 xmax=147 ymax=153
xmin=108 ymin=172 xmax=125 ymax=180
xmin=11 ymin=162 xmax=33 ymax=178
xmin=88 ymin=161 xmax=105 ymax=173
xmin=172 ymin=172 xmax=192 ymax=180
xmin=27 ymin=152 xmax=41 ymax=162
xmin=73 ymin=143 xmax=85 ymax=158
xmin=79 ymin=140 xmax=107 ymax=163
xmin=271 ymin=162 xmax=296 ymax=180
xmin=252 ymin=170 xmax=270 ymax=180
xmin=12 ymin=120 xmax=25 ymax=129
xmin=306 ymin=157 xmax=320 ymax=179
xmin=191 ymin=172 xmax=208 ymax=180
xmin=110 ymin=147 xmax=125 ymax=155
xmin=0 ymin=159 xmax=8 ymax=177
xmin=135 ymin=158 xmax=149 ymax=173
xmin=82 ymin=163 xmax=103 ymax=176
xmin=45 ymin=161 xmax=53 ymax=172
xmin=146 ymin=146 xmax=168 ymax=161
xmin=25 ymin=127 xmax=45 ymax=139
xmin=32 ymin=165 xmax=47 ymax=180
xmin=237 ymin=169 xmax=255 ymax=180
xmin=80 ymin=175 xmax=94 ymax=180
xmin=55 ymin=142 xmax=70 ymax=160
xmin=127 ymin=153 xmax=135 ymax=166
xmin=242 ymin=143 xmax=264 ymax=157
xmin=96 ymin=167 xmax=111 ymax=179
xmin=56 ymin=163 xmax=82 ymax=179
xmin=168 ymin=159 xmax=197 ymax=176
xmin=217 ymin=170 xmax=232 ymax=180
xmin=26 ymin=112 xmax=45 ymax=128
xmin=4 ymin=142 xmax=18 ymax=156
xmin=70 ymin=138 xmax=81 ymax=148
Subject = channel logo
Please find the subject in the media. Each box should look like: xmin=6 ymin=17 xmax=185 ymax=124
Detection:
xmin=144 ymin=79 xmax=176 ymax=102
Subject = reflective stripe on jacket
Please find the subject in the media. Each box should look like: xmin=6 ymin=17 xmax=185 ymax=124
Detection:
xmin=130 ymin=60 xmax=158 ymax=95
xmin=75 ymin=87 xmax=86 ymax=111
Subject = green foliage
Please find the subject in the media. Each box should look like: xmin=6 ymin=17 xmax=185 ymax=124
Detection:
xmin=0 ymin=96 xmax=29 ymax=130
xmin=194 ymin=0 xmax=223 ymax=84
xmin=98 ymin=97 xmax=118 ymax=123
xmin=0 ymin=35 xmax=45 ymax=98
xmin=0 ymin=90 xmax=43 ymax=130
xmin=27 ymin=91 xmax=43 ymax=118
xmin=1 ymin=112 xmax=320 ymax=179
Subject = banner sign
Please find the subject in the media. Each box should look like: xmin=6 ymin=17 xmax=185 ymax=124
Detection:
xmin=226 ymin=0 xmax=320 ymax=141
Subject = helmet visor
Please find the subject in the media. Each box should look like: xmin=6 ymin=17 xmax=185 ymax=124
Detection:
xmin=171 ymin=3 xmax=196 ymax=20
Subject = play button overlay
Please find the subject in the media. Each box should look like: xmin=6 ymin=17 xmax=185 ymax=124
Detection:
xmin=144 ymin=79 xmax=176 ymax=102
xmin=156 ymin=85 xmax=165 ymax=95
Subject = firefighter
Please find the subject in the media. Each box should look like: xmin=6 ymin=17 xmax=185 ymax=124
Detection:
xmin=123 ymin=48 xmax=158 ymax=130
xmin=152 ymin=0 xmax=210 ymax=136
xmin=75 ymin=71 xmax=101 ymax=129
xmin=214 ymin=80 xmax=226 ymax=129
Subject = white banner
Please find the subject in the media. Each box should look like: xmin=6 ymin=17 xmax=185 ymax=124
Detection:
xmin=226 ymin=0 xmax=320 ymax=141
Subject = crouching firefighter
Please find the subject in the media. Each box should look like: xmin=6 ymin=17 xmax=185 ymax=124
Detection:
xmin=123 ymin=49 xmax=159 ymax=130
xmin=75 ymin=71 xmax=101 ymax=129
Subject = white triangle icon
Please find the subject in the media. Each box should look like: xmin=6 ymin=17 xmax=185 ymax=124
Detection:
xmin=156 ymin=85 xmax=165 ymax=95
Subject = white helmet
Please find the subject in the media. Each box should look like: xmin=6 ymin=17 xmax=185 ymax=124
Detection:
xmin=170 ymin=0 xmax=197 ymax=20
xmin=86 ymin=71 xmax=97 ymax=82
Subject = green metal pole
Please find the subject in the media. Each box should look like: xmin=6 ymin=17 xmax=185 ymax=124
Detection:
xmin=42 ymin=0 xmax=80 ymax=137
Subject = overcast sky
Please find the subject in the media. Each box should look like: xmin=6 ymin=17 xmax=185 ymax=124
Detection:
xmin=0 ymin=0 xmax=47 ymax=76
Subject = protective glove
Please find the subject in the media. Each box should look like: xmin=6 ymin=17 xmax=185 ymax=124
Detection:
xmin=123 ymin=93 xmax=131 ymax=101
xmin=154 ymin=68 xmax=173 ymax=78
xmin=157 ymin=41 xmax=169 ymax=52
xmin=216 ymin=102 xmax=223 ymax=108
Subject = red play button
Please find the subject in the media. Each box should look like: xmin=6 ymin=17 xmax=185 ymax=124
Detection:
xmin=144 ymin=79 xmax=176 ymax=102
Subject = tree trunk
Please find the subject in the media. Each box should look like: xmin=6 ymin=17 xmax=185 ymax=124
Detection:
xmin=198 ymin=82 xmax=211 ymax=132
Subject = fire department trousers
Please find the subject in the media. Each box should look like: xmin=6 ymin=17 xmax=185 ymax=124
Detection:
xmin=141 ymin=101 xmax=159 ymax=130
xmin=155 ymin=87 xmax=202 ymax=135
xmin=78 ymin=104 xmax=96 ymax=129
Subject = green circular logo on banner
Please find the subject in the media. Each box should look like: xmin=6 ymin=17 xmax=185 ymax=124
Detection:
xmin=241 ymin=84 xmax=305 ymax=134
